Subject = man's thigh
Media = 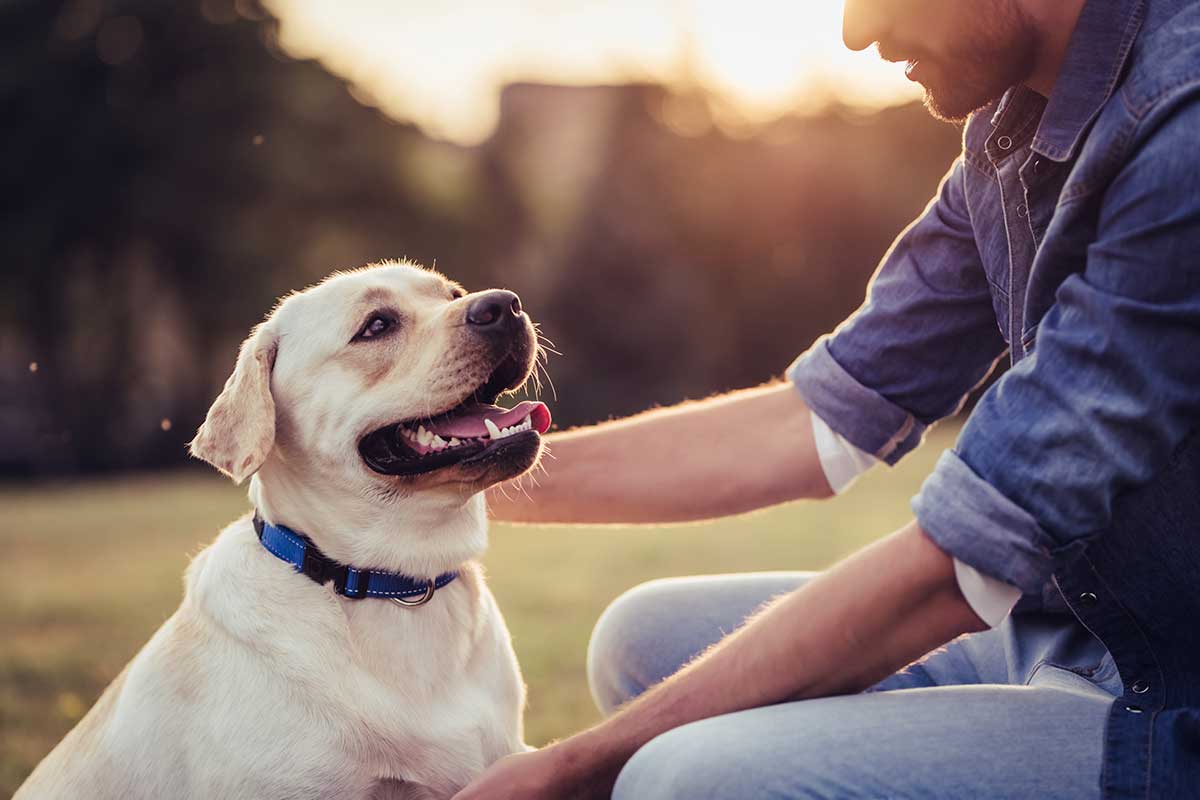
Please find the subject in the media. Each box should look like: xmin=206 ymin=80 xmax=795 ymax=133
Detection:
xmin=612 ymin=679 xmax=1114 ymax=800
xmin=587 ymin=572 xmax=1012 ymax=713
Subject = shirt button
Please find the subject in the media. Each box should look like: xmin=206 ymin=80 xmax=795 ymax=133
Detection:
xmin=1016 ymin=203 xmax=1028 ymax=218
xmin=1078 ymin=591 xmax=1098 ymax=607
xmin=1131 ymin=680 xmax=1150 ymax=694
xmin=997 ymin=135 xmax=1014 ymax=150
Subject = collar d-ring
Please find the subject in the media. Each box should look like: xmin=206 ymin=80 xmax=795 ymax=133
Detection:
xmin=391 ymin=579 xmax=436 ymax=607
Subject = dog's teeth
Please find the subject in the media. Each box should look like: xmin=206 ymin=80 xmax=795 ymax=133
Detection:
xmin=431 ymin=435 xmax=447 ymax=449
xmin=449 ymin=437 xmax=461 ymax=447
xmin=484 ymin=418 xmax=501 ymax=439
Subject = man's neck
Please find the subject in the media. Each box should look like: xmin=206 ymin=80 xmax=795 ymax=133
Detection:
xmin=1024 ymin=0 xmax=1088 ymax=97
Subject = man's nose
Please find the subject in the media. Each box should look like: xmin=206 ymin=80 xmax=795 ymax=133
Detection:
xmin=466 ymin=289 xmax=524 ymax=332
xmin=842 ymin=0 xmax=881 ymax=52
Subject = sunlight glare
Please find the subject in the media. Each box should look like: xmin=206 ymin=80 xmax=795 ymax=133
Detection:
xmin=266 ymin=0 xmax=920 ymax=144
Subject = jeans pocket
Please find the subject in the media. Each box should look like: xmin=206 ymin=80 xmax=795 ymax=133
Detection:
xmin=1028 ymin=659 xmax=1121 ymax=699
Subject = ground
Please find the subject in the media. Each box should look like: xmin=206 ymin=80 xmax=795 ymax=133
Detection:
xmin=0 ymin=424 xmax=954 ymax=795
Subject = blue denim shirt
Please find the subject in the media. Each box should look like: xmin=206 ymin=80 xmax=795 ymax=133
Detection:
xmin=789 ymin=0 xmax=1200 ymax=795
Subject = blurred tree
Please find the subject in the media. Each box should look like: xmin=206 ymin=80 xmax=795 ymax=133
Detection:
xmin=0 ymin=0 xmax=961 ymax=475
xmin=487 ymin=86 xmax=961 ymax=423
xmin=1 ymin=0 xmax=487 ymax=473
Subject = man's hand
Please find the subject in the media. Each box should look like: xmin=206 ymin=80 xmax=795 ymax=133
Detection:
xmin=458 ymin=522 xmax=987 ymax=797
xmin=452 ymin=745 xmax=608 ymax=800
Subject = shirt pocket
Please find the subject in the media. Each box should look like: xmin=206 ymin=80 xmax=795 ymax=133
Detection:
xmin=987 ymin=282 xmax=1013 ymax=344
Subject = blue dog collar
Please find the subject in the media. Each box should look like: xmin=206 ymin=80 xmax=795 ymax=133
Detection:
xmin=253 ymin=515 xmax=457 ymax=606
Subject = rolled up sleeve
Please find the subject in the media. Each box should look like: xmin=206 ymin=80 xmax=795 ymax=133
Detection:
xmin=790 ymin=155 xmax=1007 ymax=464
xmin=912 ymin=93 xmax=1200 ymax=592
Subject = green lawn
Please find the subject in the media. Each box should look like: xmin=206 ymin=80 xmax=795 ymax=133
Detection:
xmin=0 ymin=424 xmax=955 ymax=794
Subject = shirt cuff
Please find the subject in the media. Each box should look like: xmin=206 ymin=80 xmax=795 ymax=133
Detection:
xmin=912 ymin=449 xmax=1058 ymax=595
xmin=811 ymin=410 xmax=878 ymax=492
xmin=788 ymin=337 xmax=927 ymax=465
xmin=954 ymin=559 xmax=1021 ymax=627
xmin=812 ymin=412 xmax=1018 ymax=627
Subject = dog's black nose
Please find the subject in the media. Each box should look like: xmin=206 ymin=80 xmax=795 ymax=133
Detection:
xmin=466 ymin=290 xmax=523 ymax=330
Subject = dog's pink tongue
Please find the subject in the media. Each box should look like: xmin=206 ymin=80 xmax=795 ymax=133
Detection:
xmin=427 ymin=401 xmax=551 ymax=438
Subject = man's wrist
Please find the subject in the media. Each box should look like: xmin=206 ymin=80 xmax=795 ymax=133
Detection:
xmin=547 ymin=725 xmax=632 ymax=792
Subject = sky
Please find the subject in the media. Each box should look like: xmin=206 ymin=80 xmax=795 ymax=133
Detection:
xmin=265 ymin=0 xmax=921 ymax=145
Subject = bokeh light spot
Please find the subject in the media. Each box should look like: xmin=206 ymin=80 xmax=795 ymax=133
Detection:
xmin=96 ymin=16 xmax=143 ymax=66
xmin=56 ymin=692 xmax=86 ymax=721
xmin=202 ymin=0 xmax=240 ymax=25
xmin=52 ymin=0 xmax=103 ymax=42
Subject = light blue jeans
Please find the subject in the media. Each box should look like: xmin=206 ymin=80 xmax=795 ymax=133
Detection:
xmin=588 ymin=573 xmax=1121 ymax=799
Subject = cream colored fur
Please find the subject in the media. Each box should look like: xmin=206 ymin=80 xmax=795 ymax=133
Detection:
xmin=16 ymin=262 xmax=536 ymax=800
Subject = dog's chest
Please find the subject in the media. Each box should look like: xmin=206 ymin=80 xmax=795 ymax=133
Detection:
xmin=341 ymin=585 xmax=527 ymax=789
xmin=189 ymin=534 xmax=526 ymax=796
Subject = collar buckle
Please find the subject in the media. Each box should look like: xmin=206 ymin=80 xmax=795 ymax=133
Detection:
xmin=300 ymin=547 xmax=333 ymax=585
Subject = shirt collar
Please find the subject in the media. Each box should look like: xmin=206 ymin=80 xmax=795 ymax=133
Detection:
xmin=1029 ymin=0 xmax=1146 ymax=162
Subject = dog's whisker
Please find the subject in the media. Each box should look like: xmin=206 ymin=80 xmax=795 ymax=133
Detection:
xmin=533 ymin=328 xmax=560 ymax=348
xmin=536 ymin=360 xmax=558 ymax=402
xmin=529 ymin=363 xmax=544 ymax=400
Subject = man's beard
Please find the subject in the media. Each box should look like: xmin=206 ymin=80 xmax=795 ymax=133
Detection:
xmin=887 ymin=1 xmax=1040 ymax=123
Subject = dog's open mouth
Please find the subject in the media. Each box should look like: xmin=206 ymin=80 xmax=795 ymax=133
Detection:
xmin=358 ymin=353 xmax=551 ymax=477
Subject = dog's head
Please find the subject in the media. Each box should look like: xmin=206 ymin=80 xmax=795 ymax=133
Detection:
xmin=189 ymin=261 xmax=550 ymax=500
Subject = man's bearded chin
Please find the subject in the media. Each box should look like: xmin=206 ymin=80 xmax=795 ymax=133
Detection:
xmin=918 ymin=14 xmax=1040 ymax=122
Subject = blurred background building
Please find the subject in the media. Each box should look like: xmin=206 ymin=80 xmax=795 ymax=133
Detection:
xmin=1 ymin=0 xmax=962 ymax=475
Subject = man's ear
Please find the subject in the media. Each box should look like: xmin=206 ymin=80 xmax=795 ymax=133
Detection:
xmin=189 ymin=323 xmax=278 ymax=484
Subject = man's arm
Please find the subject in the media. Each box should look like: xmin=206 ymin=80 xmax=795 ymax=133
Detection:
xmin=488 ymin=382 xmax=834 ymax=524
xmin=455 ymin=520 xmax=987 ymax=799
xmin=491 ymin=155 xmax=1005 ymax=527
xmin=914 ymin=91 xmax=1200 ymax=596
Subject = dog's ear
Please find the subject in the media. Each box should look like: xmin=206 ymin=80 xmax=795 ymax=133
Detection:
xmin=190 ymin=323 xmax=278 ymax=484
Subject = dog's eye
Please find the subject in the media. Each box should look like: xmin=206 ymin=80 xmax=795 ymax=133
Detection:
xmin=356 ymin=315 xmax=395 ymax=341
xmin=449 ymin=287 xmax=466 ymax=300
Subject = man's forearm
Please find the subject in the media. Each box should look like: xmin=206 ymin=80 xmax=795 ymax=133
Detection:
xmin=488 ymin=381 xmax=834 ymax=524
xmin=549 ymin=521 xmax=987 ymax=791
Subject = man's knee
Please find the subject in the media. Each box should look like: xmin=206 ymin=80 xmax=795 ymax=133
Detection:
xmin=610 ymin=720 xmax=739 ymax=800
xmin=587 ymin=579 xmax=677 ymax=715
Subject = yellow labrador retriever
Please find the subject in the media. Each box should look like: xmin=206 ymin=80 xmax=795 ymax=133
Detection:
xmin=16 ymin=261 xmax=551 ymax=800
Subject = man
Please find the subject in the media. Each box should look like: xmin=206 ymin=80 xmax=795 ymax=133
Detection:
xmin=456 ymin=0 xmax=1200 ymax=797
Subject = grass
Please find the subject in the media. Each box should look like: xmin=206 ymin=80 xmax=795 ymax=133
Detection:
xmin=0 ymin=424 xmax=955 ymax=794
